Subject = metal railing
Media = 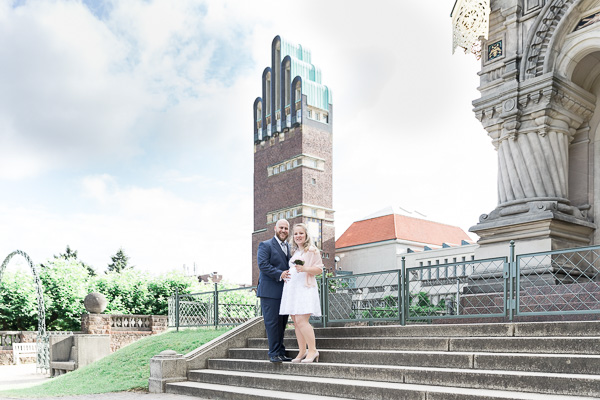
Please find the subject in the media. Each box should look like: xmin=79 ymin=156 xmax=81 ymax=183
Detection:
xmin=169 ymin=242 xmax=600 ymax=328
xmin=169 ymin=284 xmax=260 ymax=330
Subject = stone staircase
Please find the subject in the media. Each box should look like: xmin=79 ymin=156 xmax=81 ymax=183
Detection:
xmin=165 ymin=320 xmax=600 ymax=399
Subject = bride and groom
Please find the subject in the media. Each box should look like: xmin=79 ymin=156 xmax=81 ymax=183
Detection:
xmin=256 ymin=219 xmax=323 ymax=363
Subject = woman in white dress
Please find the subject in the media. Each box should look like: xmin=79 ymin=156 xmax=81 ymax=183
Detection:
xmin=279 ymin=223 xmax=323 ymax=363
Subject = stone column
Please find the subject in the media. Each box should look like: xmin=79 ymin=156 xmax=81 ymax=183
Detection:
xmin=473 ymin=77 xmax=596 ymax=257
xmin=148 ymin=350 xmax=187 ymax=393
xmin=151 ymin=315 xmax=168 ymax=335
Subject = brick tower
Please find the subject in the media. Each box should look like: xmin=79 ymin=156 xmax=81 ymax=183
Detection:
xmin=252 ymin=36 xmax=334 ymax=285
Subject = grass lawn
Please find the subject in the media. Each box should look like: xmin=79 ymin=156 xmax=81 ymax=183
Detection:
xmin=1 ymin=327 xmax=231 ymax=398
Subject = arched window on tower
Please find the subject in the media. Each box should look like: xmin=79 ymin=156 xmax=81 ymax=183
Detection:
xmin=275 ymin=43 xmax=281 ymax=113
xmin=265 ymin=71 xmax=272 ymax=137
xmin=273 ymin=37 xmax=281 ymax=133
xmin=254 ymin=99 xmax=262 ymax=142
xmin=282 ymin=56 xmax=292 ymax=129
xmin=291 ymin=77 xmax=302 ymax=125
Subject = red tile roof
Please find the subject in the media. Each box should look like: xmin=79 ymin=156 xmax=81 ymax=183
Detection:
xmin=335 ymin=214 xmax=471 ymax=249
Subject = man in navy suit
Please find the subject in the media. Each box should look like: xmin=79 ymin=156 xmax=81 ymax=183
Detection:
xmin=257 ymin=219 xmax=292 ymax=363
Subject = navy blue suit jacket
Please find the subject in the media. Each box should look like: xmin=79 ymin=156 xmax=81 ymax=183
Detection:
xmin=257 ymin=237 xmax=290 ymax=299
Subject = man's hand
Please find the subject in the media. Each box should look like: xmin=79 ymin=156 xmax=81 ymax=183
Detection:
xmin=281 ymin=270 xmax=291 ymax=281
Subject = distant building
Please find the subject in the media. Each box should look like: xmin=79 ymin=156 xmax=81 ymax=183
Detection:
xmin=251 ymin=36 xmax=335 ymax=285
xmin=335 ymin=206 xmax=478 ymax=311
xmin=335 ymin=206 xmax=475 ymax=274
xmin=198 ymin=272 xmax=223 ymax=283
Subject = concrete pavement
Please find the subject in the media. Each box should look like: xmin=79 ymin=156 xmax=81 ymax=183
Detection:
xmin=0 ymin=364 xmax=192 ymax=400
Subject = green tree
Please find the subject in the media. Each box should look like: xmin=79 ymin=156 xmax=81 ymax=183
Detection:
xmin=39 ymin=257 xmax=90 ymax=331
xmin=107 ymin=248 xmax=131 ymax=273
xmin=0 ymin=269 xmax=37 ymax=330
xmin=51 ymin=245 xmax=96 ymax=276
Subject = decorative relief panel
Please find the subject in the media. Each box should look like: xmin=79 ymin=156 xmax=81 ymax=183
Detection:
xmin=488 ymin=40 xmax=503 ymax=60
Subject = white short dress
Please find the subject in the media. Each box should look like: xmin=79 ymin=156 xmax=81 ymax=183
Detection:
xmin=279 ymin=248 xmax=322 ymax=317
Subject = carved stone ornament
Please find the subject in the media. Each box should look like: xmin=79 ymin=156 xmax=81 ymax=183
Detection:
xmin=452 ymin=0 xmax=491 ymax=59
xmin=84 ymin=292 xmax=108 ymax=314
xmin=524 ymin=0 xmax=573 ymax=78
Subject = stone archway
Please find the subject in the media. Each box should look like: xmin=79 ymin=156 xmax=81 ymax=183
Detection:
xmin=469 ymin=0 xmax=600 ymax=259
xmin=0 ymin=250 xmax=47 ymax=369
xmin=552 ymin=13 xmax=600 ymax=245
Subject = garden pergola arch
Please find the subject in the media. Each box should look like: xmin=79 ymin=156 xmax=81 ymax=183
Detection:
xmin=0 ymin=250 xmax=47 ymax=348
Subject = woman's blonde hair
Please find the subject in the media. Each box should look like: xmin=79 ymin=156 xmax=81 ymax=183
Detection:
xmin=290 ymin=223 xmax=318 ymax=252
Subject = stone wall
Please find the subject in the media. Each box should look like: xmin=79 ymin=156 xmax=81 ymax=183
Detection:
xmin=81 ymin=314 xmax=168 ymax=352
xmin=0 ymin=314 xmax=168 ymax=365
xmin=110 ymin=332 xmax=153 ymax=352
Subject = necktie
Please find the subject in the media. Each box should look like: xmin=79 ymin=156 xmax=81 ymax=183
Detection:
xmin=281 ymin=242 xmax=288 ymax=256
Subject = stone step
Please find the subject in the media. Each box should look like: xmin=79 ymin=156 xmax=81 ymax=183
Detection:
xmin=230 ymin=348 xmax=474 ymax=369
xmin=228 ymin=348 xmax=600 ymax=375
xmin=166 ymin=381 xmax=354 ymax=400
xmin=206 ymin=358 xmax=600 ymax=397
xmin=284 ymin=320 xmax=600 ymax=338
xmin=179 ymin=369 xmax=599 ymax=400
xmin=247 ymin=336 xmax=600 ymax=354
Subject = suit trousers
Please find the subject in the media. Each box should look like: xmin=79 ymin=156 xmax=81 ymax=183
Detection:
xmin=261 ymin=297 xmax=289 ymax=358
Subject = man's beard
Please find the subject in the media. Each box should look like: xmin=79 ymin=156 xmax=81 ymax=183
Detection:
xmin=277 ymin=232 xmax=288 ymax=241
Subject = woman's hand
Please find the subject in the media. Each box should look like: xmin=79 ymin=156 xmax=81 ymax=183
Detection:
xmin=295 ymin=264 xmax=303 ymax=273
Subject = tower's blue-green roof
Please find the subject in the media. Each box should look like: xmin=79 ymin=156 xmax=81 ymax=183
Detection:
xmin=280 ymin=37 xmax=331 ymax=111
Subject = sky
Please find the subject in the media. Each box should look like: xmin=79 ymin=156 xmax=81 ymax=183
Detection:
xmin=0 ymin=0 xmax=498 ymax=284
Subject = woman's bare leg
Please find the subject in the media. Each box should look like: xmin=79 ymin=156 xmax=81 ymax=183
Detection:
xmin=291 ymin=315 xmax=307 ymax=358
xmin=295 ymin=314 xmax=317 ymax=358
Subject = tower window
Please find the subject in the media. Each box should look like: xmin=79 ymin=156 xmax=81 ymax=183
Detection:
xmin=311 ymin=178 xmax=316 ymax=185
xmin=265 ymin=72 xmax=271 ymax=116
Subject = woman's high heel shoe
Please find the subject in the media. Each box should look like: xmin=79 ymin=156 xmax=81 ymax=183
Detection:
xmin=291 ymin=353 xmax=306 ymax=363
xmin=301 ymin=351 xmax=319 ymax=363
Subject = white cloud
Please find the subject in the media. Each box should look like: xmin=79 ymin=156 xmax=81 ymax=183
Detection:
xmin=0 ymin=175 xmax=253 ymax=282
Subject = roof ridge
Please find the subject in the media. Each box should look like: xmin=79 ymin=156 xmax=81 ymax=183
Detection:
xmin=394 ymin=213 xmax=464 ymax=229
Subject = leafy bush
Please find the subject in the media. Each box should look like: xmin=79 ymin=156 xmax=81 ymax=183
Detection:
xmin=0 ymin=255 xmax=211 ymax=331
xmin=0 ymin=269 xmax=37 ymax=330
xmin=408 ymin=292 xmax=446 ymax=317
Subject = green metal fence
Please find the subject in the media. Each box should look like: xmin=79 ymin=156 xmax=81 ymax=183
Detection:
xmin=169 ymin=242 xmax=600 ymax=328
xmin=168 ymin=284 xmax=260 ymax=329
xmin=515 ymin=245 xmax=600 ymax=318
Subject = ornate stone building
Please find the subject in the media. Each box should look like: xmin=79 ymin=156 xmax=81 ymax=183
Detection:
xmin=251 ymin=36 xmax=335 ymax=285
xmin=453 ymin=0 xmax=600 ymax=257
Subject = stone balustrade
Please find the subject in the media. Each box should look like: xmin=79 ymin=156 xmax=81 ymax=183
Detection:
xmin=0 ymin=331 xmax=21 ymax=347
xmin=110 ymin=314 xmax=152 ymax=331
